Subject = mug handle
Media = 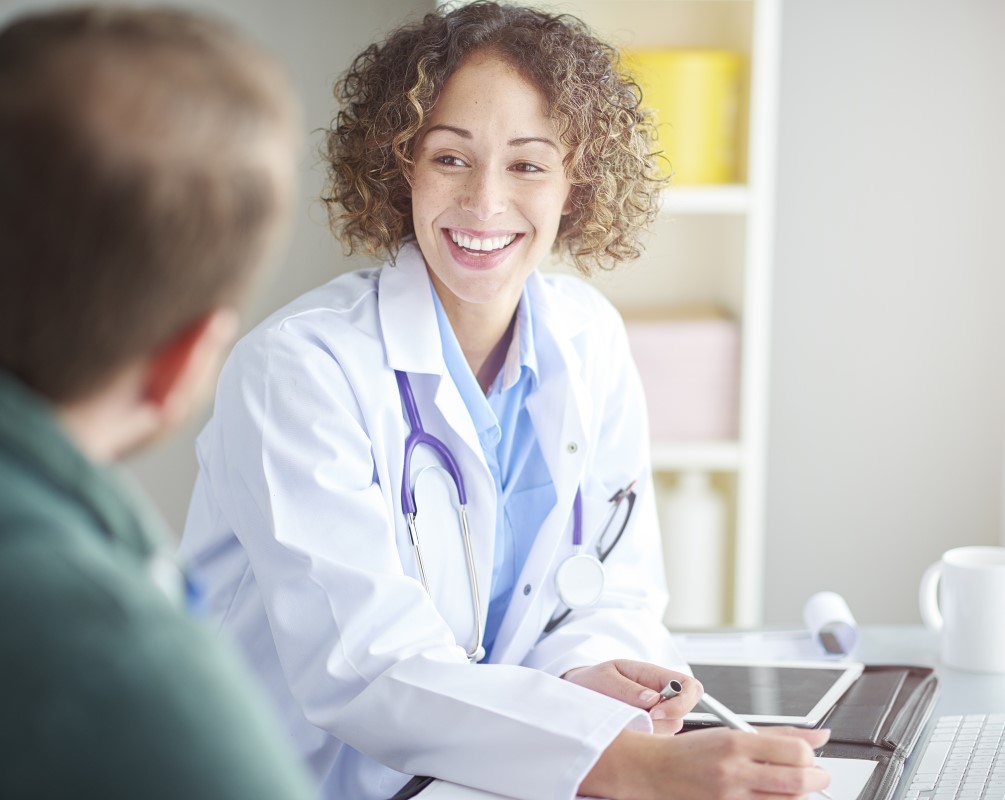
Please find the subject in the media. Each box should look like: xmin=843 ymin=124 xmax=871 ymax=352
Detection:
xmin=918 ymin=560 xmax=943 ymax=632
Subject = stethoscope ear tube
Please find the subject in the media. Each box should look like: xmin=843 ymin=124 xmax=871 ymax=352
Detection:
xmin=456 ymin=504 xmax=484 ymax=662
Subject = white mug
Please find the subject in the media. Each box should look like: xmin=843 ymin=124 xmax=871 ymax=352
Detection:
xmin=919 ymin=546 xmax=1005 ymax=673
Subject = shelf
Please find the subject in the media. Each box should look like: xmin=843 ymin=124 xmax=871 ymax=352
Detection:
xmin=660 ymin=184 xmax=750 ymax=215
xmin=650 ymin=440 xmax=742 ymax=471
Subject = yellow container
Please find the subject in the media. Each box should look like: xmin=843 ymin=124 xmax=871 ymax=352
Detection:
xmin=623 ymin=49 xmax=742 ymax=184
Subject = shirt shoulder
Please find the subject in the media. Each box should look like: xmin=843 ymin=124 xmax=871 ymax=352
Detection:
xmin=0 ymin=525 xmax=313 ymax=800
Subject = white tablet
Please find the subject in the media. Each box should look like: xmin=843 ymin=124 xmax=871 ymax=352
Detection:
xmin=685 ymin=660 xmax=864 ymax=727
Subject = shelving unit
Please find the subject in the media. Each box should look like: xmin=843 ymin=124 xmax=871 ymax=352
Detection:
xmin=661 ymin=185 xmax=750 ymax=215
xmin=651 ymin=441 xmax=743 ymax=472
xmin=542 ymin=0 xmax=782 ymax=627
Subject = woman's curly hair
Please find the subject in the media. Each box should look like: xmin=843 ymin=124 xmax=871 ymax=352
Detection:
xmin=323 ymin=1 xmax=664 ymax=275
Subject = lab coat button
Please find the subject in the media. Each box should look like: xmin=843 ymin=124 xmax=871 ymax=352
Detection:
xmin=523 ymin=584 xmax=531 ymax=596
xmin=566 ymin=441 xmax=578 ymax=454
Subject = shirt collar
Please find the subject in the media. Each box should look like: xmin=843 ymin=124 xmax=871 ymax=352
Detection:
xmin=429 ymin=280 xmax=539 ymax=399
xmin=429 ymin=284 xmax=497 ymax=437
xmin=499 ymin=290 xmax=539 ymax=394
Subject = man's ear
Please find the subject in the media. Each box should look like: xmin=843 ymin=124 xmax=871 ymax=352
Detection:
xmin=142 ymin=307 xmax=240 ymax=429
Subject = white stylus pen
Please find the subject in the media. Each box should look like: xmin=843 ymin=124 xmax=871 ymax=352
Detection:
xmin=697 ymin=693 xmax=757 ymax=733
xmin=699 ymin=694 xmax=833 ymax=800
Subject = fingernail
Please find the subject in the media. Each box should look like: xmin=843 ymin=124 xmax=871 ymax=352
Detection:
xmin=639 ymin=689 xmax=660 ymax=705
xmin=650 ymin=707 xmax=666 ymax=720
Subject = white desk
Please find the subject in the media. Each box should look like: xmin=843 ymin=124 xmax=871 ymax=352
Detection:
xmin=852 ymin=626 xmax=1005 ymax=798
xmin=854 ymin=625 xmax=1005 ymax=716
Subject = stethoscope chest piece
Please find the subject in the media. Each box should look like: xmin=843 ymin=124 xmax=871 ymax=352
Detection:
xmin=555 ymin=552 xmax=605 ymax=609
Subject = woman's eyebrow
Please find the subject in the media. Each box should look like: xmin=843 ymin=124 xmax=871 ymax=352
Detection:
xmin=425 ymin=124 xmax=471 ymax=139
xmin=423 ymin=125 xmax=560 ymax=153
xmin=508 ymin=136 xmax=561 ymax=153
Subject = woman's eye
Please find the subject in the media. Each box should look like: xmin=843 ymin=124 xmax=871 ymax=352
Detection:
xmin=511 ymin=162 xmax=543 ymax=173
xmin=434 ymin=155 xmax=466 ymax=168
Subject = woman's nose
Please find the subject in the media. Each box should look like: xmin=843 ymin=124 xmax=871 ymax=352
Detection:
xmin=460 ymin=167 xmax=506 ymax=220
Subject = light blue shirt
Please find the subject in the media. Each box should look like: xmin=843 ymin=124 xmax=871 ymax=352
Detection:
xmin=430 ymin=286 xmax=556 ymax=661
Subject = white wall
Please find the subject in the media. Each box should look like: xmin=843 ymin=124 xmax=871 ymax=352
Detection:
xmin=0 ymin=0 xmax=429 ymax=533
xmin=765 ymin=0 xmax=1005 ymax=624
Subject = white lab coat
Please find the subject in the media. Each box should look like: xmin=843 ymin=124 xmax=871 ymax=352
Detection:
xmin=181 ymin=242 xmax=686 ymax=800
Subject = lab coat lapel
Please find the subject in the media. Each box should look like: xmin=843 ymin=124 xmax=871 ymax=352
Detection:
xmin=377 ymin=243 xmax=495 ymax=621
xmin=490 ymin=273 xmax=593 ymax=664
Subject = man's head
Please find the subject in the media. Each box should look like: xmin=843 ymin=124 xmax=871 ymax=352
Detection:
xmin=0 ymin=7 xmax=299 ymax=413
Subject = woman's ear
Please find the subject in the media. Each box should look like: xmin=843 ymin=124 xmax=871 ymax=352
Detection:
xmin=142 ymin=307 xmax=240 ymax=431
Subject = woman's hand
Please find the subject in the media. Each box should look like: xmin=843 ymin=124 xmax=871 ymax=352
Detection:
xmin=562 ymin=659 xmax=702 ymax=734
xmin=581 ymin=725 xmax=832 ymax=800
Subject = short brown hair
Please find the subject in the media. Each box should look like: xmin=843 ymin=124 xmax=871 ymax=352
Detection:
xmin=0 ymin=7 xmax=299 ymax=403
xmin=324 ymin=1 xmax=662 ymax=276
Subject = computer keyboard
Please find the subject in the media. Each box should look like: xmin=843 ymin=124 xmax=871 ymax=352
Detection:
xmin=904 ymin=714 xmax=1005 ymax=799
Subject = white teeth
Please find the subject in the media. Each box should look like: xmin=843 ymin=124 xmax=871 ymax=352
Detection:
xmin=449 ymin=231 xmax=517 ymax=252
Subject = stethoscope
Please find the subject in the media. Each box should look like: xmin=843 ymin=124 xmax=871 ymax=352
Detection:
xmin=395 ymin=370 xmax=631 ymax=661
xmin=396 ymin=370 xmax=484 ymax=662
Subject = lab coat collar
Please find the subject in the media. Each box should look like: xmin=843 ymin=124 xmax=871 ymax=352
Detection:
xmin=524 ymin=270 xmax=589 ymax=390
xmin=523 ymin=269 xmax=593 ymax=438
xmin=378 ymin=241 xmax=444 ymax=376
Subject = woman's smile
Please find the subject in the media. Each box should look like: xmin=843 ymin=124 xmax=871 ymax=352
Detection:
xmin=443 ymin=228 xmax=524 ymax=269
xmin=446 ymin=229 xmax=519 ymax=253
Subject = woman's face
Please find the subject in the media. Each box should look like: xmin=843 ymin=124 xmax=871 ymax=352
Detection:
xmin=410 ymin=53 xmax=572 ymax=322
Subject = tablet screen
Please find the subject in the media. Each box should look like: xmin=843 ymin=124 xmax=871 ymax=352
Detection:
xmin=685 ymin=660 xmax=863 ymax=726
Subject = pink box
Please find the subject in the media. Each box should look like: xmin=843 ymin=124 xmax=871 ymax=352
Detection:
xmin=625 ymin=316 xmax=740 ymax=441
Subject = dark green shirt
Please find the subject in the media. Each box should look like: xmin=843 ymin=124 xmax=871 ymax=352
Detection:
xmin=0 ymin=371 xmax=314 ymax=799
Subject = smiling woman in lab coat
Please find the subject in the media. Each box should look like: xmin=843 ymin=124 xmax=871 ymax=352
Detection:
xmin=180 ymin=3 xmax=831 ymax=799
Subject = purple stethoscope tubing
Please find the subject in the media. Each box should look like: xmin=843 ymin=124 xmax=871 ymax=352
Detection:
xmin=396 ymin=370 xmax=467 ymax=511
xmin=572 ymin=489 xmax=583 ymax=546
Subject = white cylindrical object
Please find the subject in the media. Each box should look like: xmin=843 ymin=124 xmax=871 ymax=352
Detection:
xmin=803 ymin=591 xmax=859 ymax=655
xmin=661 ymin=470 xmax=727 ymax=627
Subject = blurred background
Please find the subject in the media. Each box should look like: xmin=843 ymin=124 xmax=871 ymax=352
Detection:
xmin=2 ymin=0 xmax=1002 ymax=628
